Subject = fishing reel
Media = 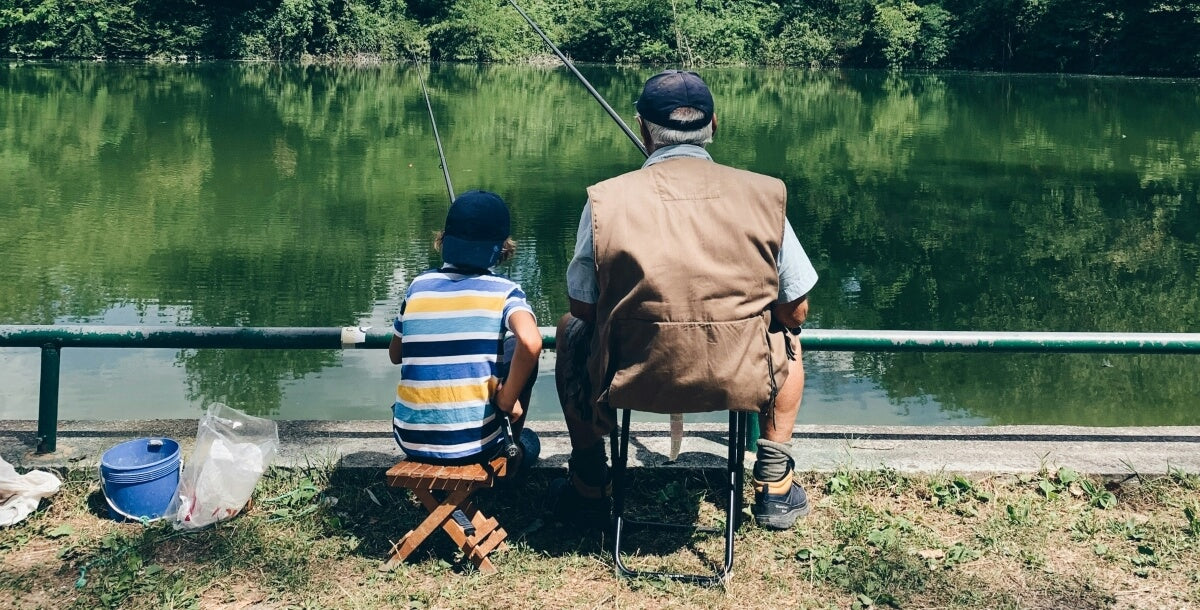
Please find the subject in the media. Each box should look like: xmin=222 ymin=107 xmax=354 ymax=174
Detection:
xmin=500 ymin=416 xmax=521 ymax=460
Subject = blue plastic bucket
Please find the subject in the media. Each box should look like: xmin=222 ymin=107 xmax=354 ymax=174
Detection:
xmin=100 ymin=437 xmax=181 ymax=521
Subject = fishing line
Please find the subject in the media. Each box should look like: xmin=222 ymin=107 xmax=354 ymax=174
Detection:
xmin=413 ymin=59 xmax=456 ymax=204
xmin=506 ymin=0 xmax=649 ymax=159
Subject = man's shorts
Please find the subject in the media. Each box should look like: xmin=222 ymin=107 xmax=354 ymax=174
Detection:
xmin=556 ymin=316 xmax=617 ymax=440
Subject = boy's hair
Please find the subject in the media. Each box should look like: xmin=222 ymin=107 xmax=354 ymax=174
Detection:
xmin=435 ymin=231 xmax=517 ymax=265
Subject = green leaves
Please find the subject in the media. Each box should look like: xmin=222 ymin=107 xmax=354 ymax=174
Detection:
xmin=1005 ymin=499 xmax=1032 ymax=525
xmin=1035 ymin=468 xmax=1117 ymax=509
xmin=795 ymin=544 xmax=847 ymax=580
xmin=45 ymin=524 xmax=75 ymax=539
xmin=1037 ymin=479 xmax=1059 ymax=499
xmin=1184 ymin=502 xmax=1200 ymax=538
xmin=2 ymin=0 xmax=1198 ymax=71
xmin=928 ymin=475 xmax=991 ymax=513
xmin=1079 ymin=479 xmax=1117 ymax=509
xmin=263 ymin=476 xmax=325 ymax=522
xmin=827 ymin=473 xmax=853 ymax=495
xmin=866 ymin=526 xmax=899 ymax=549
xmin=942 ymin=542 xmax=980 ymax=566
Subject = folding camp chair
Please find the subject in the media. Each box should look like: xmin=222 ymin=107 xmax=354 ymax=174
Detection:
xmin=381 ymin=456 xmax=510 ymax=574
xmin=609 ymin=408 xmax=748 ymax=586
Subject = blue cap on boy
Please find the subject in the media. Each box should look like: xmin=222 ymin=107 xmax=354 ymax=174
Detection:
xmin=441 ymin=190 xmax=511 ymax=270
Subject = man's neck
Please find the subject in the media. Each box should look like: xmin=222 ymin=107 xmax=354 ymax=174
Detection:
xmin=642 ymin=144 xmax=712 ymax=168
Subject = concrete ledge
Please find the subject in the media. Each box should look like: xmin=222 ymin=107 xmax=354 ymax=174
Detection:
xmin=3 ymin=420 xmax=1200 ymax=477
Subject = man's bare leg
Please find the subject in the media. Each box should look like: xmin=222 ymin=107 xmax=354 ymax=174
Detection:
xmin=762 ymin=348 xmax=804 ymax=444
xmin=752 ymin=348 xmax=810 ymax=528
xmin=554 ymin=313 xmax=612 ymax=500
xmin=556 ymin=314 xmax=607 ymax=450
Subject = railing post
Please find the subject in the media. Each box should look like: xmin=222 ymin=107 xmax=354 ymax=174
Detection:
xmin=744 ymin=414 xmax=760 ymax=453
xmin=36 ymin=343 xmax=61 ymax=454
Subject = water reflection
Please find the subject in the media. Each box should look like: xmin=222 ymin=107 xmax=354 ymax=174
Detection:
xmin=0 ymin=63 xmax=1197 ymax=424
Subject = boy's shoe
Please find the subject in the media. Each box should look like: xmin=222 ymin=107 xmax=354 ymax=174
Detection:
xmin=497 ymin=429 xmax=539 ymax=485
xmin=517 ymin=429 xmax=541 ymax=476
xmin=548 ymin=476 xmax=611 ymax=530
xmin=752 ymin=475 xmax=811 ymax=530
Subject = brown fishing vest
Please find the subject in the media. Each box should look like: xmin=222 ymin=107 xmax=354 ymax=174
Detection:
xmin=586 ymin=156 xmax=790 ymax=414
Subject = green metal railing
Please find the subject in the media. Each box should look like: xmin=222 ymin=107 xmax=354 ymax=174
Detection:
xmin=4 ymin=324 xmax=1200 ymax=453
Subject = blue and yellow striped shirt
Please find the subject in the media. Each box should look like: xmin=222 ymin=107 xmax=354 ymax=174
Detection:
xmin=392 ymin=268 xmax=534 ymax=461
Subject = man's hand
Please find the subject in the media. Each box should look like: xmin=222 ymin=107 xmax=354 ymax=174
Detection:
xmin=773 ymin=294 xmax=809 ymax=330
xmin=569 ymin=298 xmax=595 ymax=324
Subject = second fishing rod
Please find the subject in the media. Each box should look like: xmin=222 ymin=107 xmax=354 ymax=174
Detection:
xmin=414 ymin=60 xmax=456 ymax=205
xmin=506 ymin=0 xmax=649 ymax=160
xmin=413 ymin=60 xmax=525 ymax=461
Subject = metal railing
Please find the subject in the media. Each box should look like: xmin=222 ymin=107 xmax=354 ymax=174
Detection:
xmin=4 ymin=324 xmax=1200 ymax=453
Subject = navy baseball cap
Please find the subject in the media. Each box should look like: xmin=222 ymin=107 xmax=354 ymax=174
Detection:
xmin=441 ymin=190 xmax=510 ymax=269
xmin=635 ymin=70 xmax=714 ymax=131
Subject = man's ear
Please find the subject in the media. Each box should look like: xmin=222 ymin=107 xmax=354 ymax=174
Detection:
xmin=637 ymin=116 xmax=653 ymax=149
xmin=711 ymin=113 xmax=718 ymax=137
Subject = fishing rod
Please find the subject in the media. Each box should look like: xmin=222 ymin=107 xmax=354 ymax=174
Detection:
xmin=413 ymin=59 xmax=526 ymax=460
xmin=508 ymin=0 xmax=693 ymax=459
xmin=506 ymin=0 xmax=648 ymax=159
xmin=413 ymin=60 xmax=456 ymax=203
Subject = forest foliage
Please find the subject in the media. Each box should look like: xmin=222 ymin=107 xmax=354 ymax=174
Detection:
xmin=1 ymin=0 xmax=1198 ymax=75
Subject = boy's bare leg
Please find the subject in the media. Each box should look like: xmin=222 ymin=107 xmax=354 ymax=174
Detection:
xmin=509 ymin=375 xmax=534 ymax=440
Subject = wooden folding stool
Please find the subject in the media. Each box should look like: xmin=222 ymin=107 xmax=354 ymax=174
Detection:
xmin=381 ymin=456 xmax=510 ymax=574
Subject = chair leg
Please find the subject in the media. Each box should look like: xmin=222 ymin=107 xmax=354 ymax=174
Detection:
xmin=724 ymin=410 xmax=747 ymax=571
xmin=611 ymin=408 xmax=632 ymax=576
xmin=383 ymin=489 xmax=465 ymax=569
xmin=611 ymin=409 xmax=745 ymax=586
xmin=382 ymin=484 xmax=507 ymax=575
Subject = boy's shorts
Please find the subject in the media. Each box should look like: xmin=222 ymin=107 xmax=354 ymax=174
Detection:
xmin=556 ymin=316 xmax=617 ymax=440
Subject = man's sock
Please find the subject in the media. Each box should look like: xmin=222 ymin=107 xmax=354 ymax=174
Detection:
xmin=753 ymin=439 xmax=795 ymax=493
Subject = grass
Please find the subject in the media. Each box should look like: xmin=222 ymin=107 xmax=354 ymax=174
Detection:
xmin=3 ymin=463 xmax=1200 ymax=609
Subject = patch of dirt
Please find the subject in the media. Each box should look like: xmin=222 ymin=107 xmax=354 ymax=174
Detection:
xmin=198 ymin=581 xmax=277 ymax=609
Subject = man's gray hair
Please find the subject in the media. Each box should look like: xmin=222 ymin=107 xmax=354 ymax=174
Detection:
xmin=640 ymin=106 xmax=714 ymax=147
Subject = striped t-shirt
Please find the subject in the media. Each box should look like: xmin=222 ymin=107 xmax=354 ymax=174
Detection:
xmin=392 ymin=267 xmax=534 ymax=462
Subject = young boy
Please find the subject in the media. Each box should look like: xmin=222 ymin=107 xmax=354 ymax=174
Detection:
xmin=388 ymin=190 xmax=542 ymax=468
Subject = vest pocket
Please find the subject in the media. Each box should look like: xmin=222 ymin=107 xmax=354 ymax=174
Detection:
xmin=605 ymin=313 xmax=782 ymax=414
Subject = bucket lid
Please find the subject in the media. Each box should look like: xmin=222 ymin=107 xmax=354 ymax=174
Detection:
xmin=100 ymin=437 xmax=180 ymax=473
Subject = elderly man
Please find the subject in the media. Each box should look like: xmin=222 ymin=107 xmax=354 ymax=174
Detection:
xmin=552 ymin=70 xmax=819 ymax=530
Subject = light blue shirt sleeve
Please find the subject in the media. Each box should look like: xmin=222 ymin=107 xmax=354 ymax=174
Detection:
xmin=502 ymin=283 xmax=536 ymax=330
xmin=777 ymin=221 xmax=818 ymax=303
xmin=565 ymin=201 xmax=598 ymax=304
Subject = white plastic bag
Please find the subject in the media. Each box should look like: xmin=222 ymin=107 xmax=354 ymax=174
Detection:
xmin=168 ymin=403 xmax=279 ymax=530
xmin=0 ymin=455 xmax=61 ymax=527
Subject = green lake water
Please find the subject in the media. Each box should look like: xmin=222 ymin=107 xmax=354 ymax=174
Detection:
xmin=1 ymin=62 xmax=1198 ymax=426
